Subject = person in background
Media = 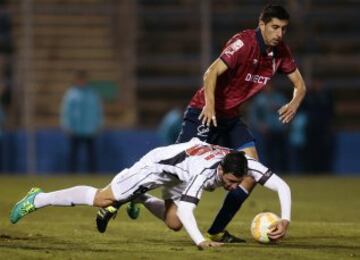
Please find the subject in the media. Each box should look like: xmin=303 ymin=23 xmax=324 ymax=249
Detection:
xmin=157 ymin=108 xmax=183 ymax=145
xmin=303 ymin=80 xmax=334 ymax=172
xmin=60 ymin=70 xmax=103 ymax=173
xmin=287 ymin=106 xmax=308 ymax=173
xmin=248 ymin=86 xmax=288 ymax=171
xmin=0 ymin=97 xmax=4 ymax=172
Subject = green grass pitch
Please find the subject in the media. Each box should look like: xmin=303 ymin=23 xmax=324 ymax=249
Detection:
xmin=1 ymin=175 xmax=359 ymax=259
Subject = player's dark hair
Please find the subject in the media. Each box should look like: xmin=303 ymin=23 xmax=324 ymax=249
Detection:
xmin=221 ymin=151 xmax=248 ymax=177
xmin=260 ymin=4 xmax=290 ymax=24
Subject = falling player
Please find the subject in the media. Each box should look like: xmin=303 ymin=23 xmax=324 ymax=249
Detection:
xmin=10 ymin=138 xmax=291 ymax=249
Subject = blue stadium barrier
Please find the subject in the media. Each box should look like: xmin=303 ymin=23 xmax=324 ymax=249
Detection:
xmin=1 ymin=129 xmax=161 ymax=174
xmin=334 ymin=131 xmax=360 ymax=174
xmin=0 ymin=129 xmax=359 ymax=174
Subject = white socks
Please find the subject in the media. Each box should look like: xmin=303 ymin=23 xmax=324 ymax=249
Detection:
xmin=135 ymin=194 xmax=165 ymax=221
xmin=34 ymin=186 xmax=97 ymax=208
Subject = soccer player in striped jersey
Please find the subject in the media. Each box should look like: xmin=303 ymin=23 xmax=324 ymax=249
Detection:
xmin=10 ymin=138 xmax=291 ymax=249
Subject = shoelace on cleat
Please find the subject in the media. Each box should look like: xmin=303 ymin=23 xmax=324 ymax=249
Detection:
xmin=20 ymin=201 xmax=36 ymax=215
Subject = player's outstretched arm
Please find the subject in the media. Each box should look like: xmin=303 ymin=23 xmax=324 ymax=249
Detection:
xmin=199 ymin=58 xmax=228 ymax=127
xmin=176 ymin=200 xmax=224 ymax=249
xmin=262 ymin=173 xmax=292 ymax=240
xmin=278 ymin=68 xmax=306 ymax=124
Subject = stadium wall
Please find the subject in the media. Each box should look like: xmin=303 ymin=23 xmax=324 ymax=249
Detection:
xmin=0 ymin=129 xmax=359 ymax=175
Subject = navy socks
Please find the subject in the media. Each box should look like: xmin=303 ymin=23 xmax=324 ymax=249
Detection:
xmin=208 ymin=186 xmax=249 ymax=235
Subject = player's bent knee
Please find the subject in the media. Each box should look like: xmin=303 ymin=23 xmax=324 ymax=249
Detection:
xmin=95 ymin=199 xmax=112 ymax=208
xmin=93 ymin=189 xmax=114 ymax=208
xmin=164 ymin=202 xmax=183 ymax=231
xmin=165 ymin=219 xmax=183 ymax=232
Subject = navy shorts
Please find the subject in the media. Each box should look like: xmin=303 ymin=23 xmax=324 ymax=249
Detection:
xmin=176 ymin=107 xmax=256 ymax=150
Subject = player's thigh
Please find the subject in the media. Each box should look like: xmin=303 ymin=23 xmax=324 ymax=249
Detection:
xmin=110 ymin=166 xmax=160 ymax=203
xmin=164 ymin=199 xmax=182 ymax=231
xmin=227 ymin=118 xmax=257 ymax=151
xmin=176 ymin=107 xmax=210 ymax=143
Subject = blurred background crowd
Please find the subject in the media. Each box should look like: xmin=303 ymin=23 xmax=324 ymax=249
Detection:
xmin=0 ymin=0 xmax=358 ymax=175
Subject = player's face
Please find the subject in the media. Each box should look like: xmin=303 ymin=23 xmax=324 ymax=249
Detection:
xmin=259 ymin=18 xmax=288 ymax=47
xmin=221 ymin=173 xmax=243 ymax=191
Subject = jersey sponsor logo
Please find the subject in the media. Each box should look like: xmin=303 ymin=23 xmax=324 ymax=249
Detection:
xmin=245 ymin=73 xmax=271 ymax=85
xmin=224 ymin=39 xmax=244 ymax=57
xmin=196 ymin=125 xmax=210 ymax=138
xmin=185 ymin=144 xmax=230 ymax=160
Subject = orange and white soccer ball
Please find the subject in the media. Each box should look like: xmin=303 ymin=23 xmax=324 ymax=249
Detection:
xmin=250 ymin=212 xmax=280 ymax=243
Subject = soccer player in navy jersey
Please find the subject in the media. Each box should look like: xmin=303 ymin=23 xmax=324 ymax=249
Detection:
xmin=96 ymin=4 xmax=305 ymax=242
xmin=176 ymin=4 xmax=305 ymax=242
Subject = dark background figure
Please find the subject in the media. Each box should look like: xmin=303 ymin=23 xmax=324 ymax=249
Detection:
xmin=248 ymin=86 xmax=288 ymax=172
xmin=0 ymin=0 xmax=13 ymax=110
xmin=0 ymin=0 xmax=12 ymax=173
xmin=303 ymin=80 xmax=335 ymax=172
xmin=0 ymin=97 xmax=4 ymax=172
xmin=287 ymin=106 xmax=308 ymax=173
xmin=60 ymin=70 xmax=103 ymax=173
xmin=157 ymin=108 xmax=183 ymax=145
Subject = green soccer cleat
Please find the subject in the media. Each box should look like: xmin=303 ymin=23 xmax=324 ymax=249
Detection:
xmin=207 ymin=230 xmax=246 ymax=243
xmin=10 ymin=187 xmax=43 ymax=224
xmin=96 ymin=205 xmax=118 ymax=233
xmin=126 ymin=201 xmax=140 ymax=220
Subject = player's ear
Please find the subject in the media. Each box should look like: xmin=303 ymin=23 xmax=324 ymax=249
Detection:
xmin=259 ymin=20 xmax=265 ymax=31
xmin=218 ymin=164 xmax=225 ymax=176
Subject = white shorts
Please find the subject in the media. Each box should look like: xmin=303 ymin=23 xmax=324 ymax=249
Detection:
xmin=110 ymin=161 xmax=181 ymax=202
xmin=161 ymin=182 xmax=187 ymax=204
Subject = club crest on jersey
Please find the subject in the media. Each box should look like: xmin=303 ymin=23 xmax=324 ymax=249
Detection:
xmin=224 ymin=39 xmax=244 ymax=57
xmin=197 ymin=125 xmax=210 ymax=138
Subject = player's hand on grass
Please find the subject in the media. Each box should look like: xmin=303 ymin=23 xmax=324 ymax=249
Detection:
xmin=197 ymin=240 xmax=224 ymax=250
xmin=267 ymin=219 xmax=290 ymax=241
xmin=278 ymin=102 xmax=299 ymax=124
xmin=199 ymin=105 xmax=217 ymax=127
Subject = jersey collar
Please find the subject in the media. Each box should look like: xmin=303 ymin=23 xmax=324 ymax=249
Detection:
xmin=255 ymin=28 xmax=278 ymax=58
xmin=215 ymin=166 xmax=223 ymax=186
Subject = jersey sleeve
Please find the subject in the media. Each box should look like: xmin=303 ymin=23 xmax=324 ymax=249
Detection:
xmin=219 ymin=34 xmax=248 ymax=70
xmin=247 ymin=158 xmax=273 ymax=185
xmin=278 ymin=44 xmax=297 ymax=74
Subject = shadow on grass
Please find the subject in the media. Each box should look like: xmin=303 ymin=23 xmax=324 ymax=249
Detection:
xmin=0 ymin=233 xmax=109 ymax=253
xmin=224 ymin=237 xmax=360 ymax=251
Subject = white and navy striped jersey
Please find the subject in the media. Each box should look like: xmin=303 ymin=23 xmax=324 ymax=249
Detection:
xmin=134 ymin=138 xmax=273 ymax=205
xmin=110 ymin=137 xmax=289 ymax=246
